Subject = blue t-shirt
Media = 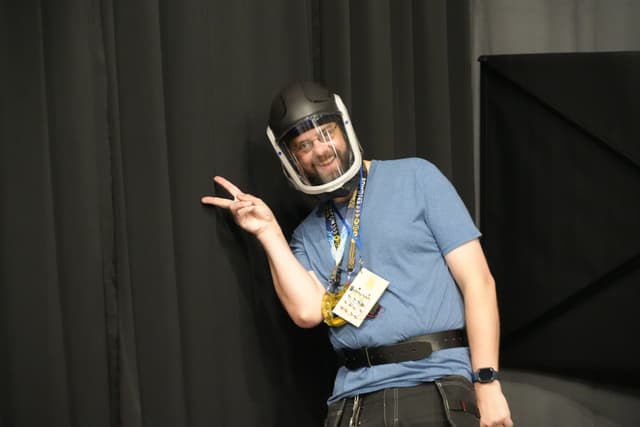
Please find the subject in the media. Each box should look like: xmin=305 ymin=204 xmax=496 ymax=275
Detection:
xmin=290 ymin=158 xmax=481 ymax=403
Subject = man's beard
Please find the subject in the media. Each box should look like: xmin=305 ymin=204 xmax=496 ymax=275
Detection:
xmin=306 ymin=147 xmax=351 ymax=186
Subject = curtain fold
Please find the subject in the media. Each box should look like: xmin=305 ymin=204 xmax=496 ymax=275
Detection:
xmin=97 ymin=0 xmax=143 ymax=425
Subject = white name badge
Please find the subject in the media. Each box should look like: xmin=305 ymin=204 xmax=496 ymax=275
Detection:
xmin=332 ymin=268 xmax=389 ymax=327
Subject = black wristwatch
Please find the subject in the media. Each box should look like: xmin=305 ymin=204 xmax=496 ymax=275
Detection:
xmin=472 ymin=367 xmax=500 ymax=383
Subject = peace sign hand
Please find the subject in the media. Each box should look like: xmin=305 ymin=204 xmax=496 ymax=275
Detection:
xmin=201 ymin=176 xmax=277 ymax=238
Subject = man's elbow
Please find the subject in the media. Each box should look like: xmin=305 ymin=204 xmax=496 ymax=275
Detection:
xmin=483 ymin=272 xmax=496 ymax=289
xmin=290 ymin=309 xmax=323 ymax=328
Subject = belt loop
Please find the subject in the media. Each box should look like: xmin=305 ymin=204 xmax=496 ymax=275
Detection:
xmin=364 ymin=347 xmax=372 ymax=367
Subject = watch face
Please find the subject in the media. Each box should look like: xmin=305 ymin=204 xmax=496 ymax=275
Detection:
xmin=478 ymin=368 xmax=494 ymax=381
xmin=475 ymin=368 xmax=498 ymax=382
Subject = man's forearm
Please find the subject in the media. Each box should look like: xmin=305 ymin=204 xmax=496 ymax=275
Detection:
xmin=256 ymin=223 xmax=326 ymax=328
xmin=464 ymin=276 xmax=500 ymax=372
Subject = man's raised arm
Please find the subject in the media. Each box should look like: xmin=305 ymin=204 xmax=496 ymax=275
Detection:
xmin=201 ymin=176 xmax=325 ymax=327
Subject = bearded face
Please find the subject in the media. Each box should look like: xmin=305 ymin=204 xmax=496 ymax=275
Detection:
xmin=288 ymin=122 xmax=352 ymax=186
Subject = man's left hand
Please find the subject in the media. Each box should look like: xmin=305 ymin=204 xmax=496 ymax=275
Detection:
xmin=475 ymin=381 xmax=514 ymax=427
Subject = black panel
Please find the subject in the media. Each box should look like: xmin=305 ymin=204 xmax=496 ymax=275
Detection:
xmin=479 ymin=51 xmax=640 ymax=386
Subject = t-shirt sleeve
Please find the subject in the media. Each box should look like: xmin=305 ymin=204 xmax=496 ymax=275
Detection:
xmin=419 ymin=160 xmax=481 ymax=255
xmin=289 ymin=225 xmax=312 ymax=271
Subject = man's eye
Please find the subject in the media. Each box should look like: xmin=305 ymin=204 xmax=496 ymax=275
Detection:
xmin=320 ymin=129 xmax=332 ymax=138
xmin=298 ymin=141 xmax=312 ymax=151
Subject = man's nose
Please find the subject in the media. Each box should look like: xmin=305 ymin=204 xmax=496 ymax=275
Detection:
xmin=312 ymin=138 xmax=332 ymax=155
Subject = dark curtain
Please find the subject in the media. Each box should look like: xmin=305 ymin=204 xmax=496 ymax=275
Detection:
xmin=0 ymin=1 xmax=473 ymax=426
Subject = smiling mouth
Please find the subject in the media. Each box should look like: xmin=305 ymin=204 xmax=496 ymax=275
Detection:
xmin=316 ymin=155 xmax=336 ymax=168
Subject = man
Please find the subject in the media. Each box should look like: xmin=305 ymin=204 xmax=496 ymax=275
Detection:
xmin=201 ymin=81 xmax=513 ymax=427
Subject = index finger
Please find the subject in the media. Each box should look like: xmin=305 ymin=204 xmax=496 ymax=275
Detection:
xmin=212 ymin=176 xmax=243 ymax=198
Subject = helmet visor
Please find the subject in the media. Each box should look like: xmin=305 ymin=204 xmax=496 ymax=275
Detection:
xmin=278 ymin=114 xmax=356 ymax=189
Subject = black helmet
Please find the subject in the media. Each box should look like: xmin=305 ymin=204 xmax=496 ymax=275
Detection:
xmin=266 ymin=82 xmax=363 ymax=198
xmin=268 ymin=81 xmax=340 ymax=141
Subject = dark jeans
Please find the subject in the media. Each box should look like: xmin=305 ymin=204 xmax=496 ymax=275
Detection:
xmin=325 ymin=375 xmax=479 ymax=427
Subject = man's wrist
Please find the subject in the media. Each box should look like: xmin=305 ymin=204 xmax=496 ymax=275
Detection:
xmin=255 ymin=221 xmax=283 ymax=243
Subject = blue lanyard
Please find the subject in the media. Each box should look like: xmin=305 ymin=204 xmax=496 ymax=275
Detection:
xmin=331 ymin=200 xmax=361 ymax=251
xmin=325 ymin=167 xmax=366 ymax=253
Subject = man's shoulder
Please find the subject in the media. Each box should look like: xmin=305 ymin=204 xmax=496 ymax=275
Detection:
xmin=374 ymin=157 xmax=439 ymax=175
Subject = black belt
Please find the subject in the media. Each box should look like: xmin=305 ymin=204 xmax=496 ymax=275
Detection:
xmin=336 ymin=329 xmax=467 ymax=370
